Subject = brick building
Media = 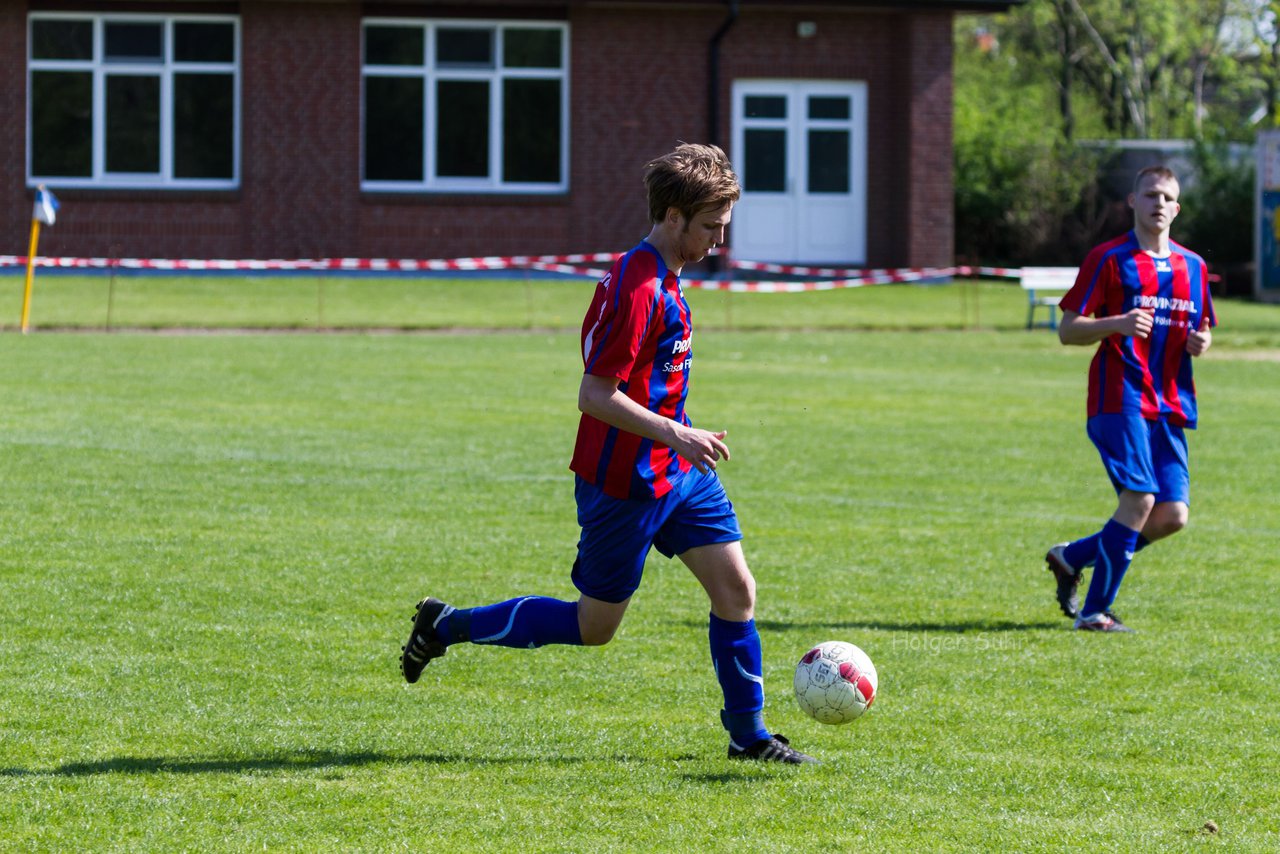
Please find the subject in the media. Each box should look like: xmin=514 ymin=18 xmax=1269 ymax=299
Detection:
xmin=5 ymin=1 xmax=1023 ymax=267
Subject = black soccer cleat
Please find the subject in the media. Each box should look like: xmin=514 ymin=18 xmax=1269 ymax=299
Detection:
xmin=400 ymin=597 xmax=453 ymax=683
xmin=1045 ymin=543 xmax=1082 ymax=619
xmin=728 ymin=734 xmax=819 ymax=764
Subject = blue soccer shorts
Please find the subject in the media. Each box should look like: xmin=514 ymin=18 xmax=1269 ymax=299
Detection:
xmin=1086 ymin=413 xmax=1190 ymax=505
xmin=571 ymin=468 xmax=743 ymax=604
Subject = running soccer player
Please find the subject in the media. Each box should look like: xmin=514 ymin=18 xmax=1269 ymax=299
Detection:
xmin=1044 ymin=165 xmax=1216 ymax=632
xmin=400 ymin=143 xmax=817 ymax=764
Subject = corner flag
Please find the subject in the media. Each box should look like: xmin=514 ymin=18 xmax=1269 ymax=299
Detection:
xmin=34 ymin=186 xmax=59 ymax=226
xmin=22 ymin=185 xmax=59 ymax=333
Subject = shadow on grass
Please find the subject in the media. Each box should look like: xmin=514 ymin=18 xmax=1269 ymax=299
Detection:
xmin=0 ymin=749 xmax=593 ymax=778
xmin=679 ymin=770 xmax=800 ymax=784
xmin=725 ymin=618 xmax=1063 ymax=634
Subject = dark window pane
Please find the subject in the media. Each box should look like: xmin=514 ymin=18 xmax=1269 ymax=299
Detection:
xmin=808 ymin=130 xmax=849 ymax=193
xmin=503 ymin=78 xmax=559 ymax=183
xmin=364 ymin=76 xmax=424 ymax=181
xmin=31 ymin=71 xmax=92 ymax=176
xmin=174 ymin=23 xmax=235 ymax=63
xmin=503 ymin=28 xmax=561 ymax=68
xmin=106 ymin=74 xmax=160 ymax=172
xmin=745 ymin=96 xmax=785 ymax=119
xmin=437 ymin=28 xmax=492 ymax=67
xmin=365 ymin=25 xmax=423 ymax=66
xmin=436 ymin=80 xmax=489 ymax=177
xmin=105 ymin=22 xmax=163 ymax=62
xmin=808 ymin=96 xmax=850 ymax=120
xmin=31 ymin=19 xmax=92 ymax=60
xmin=174 ymin=73 xmax=234 ymax=178
xmin=743 ymin=129 xmax=785 ymax=192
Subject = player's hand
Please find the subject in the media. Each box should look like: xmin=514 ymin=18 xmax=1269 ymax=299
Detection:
xmin=1187 ymin=322 xmax=1212 ymax=356
xmin=674 ymin=427 xmax=730 ymax=473
xmin=1119 ymin=308 xmax=1155 ymax=339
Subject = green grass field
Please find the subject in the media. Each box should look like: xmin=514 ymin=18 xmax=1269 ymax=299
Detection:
xmin=8 ymin=271 xmax=1040 ymax=332
xmin=1 ymin=280 xmax=1277 ymax=851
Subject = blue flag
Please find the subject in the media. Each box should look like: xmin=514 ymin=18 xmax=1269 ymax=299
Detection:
xmin=34 ymin=186 xmax=59 ymax=226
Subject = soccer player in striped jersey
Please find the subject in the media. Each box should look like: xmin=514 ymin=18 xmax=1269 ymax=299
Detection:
xmin=1044 ymin=165 xmax=1216 ymax=632
xmin=401 ymin=143 xmax=816 ymax=763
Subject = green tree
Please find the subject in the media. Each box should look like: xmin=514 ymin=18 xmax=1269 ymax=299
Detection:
xmin=1177 ymin=138 xmax=1256 ymax=269
xmin=1240 ymin=0 xmax=1280 ymax=126
xmin=954 ymin=18 xmax=1102 ymax=264
xmin=1000 ymin=0 xmax=1258 ymax=140
xmin=954 ymin=2 xmax=1263 ymax=267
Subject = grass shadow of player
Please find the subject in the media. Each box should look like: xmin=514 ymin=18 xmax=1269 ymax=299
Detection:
xmin=673 ymin=617 xmax=1061 ymax=634
xmin=755 ymin=617 xmax=1062 ymax=633
xmin=0 ymin=749 xmax=589 ymax=778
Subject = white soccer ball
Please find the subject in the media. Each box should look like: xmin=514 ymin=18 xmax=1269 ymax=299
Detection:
xmin=793 ymin=640 xmax=877 ymax=725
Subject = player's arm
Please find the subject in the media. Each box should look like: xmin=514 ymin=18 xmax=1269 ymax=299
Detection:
xmin=578 ymin=373 xmax=729 ymax=473
xmin=1058 ymin=308 xmax=1153 ymax=345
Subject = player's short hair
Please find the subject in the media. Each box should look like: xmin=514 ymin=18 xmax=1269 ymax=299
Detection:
xmin=1133 ymin=165 xmax=1179 ymax=195
xmin=643 ymin=142 xmax=741 ymax=224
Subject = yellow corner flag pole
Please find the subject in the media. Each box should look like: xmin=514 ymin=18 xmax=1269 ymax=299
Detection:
xmin=21 ymin=218 xmax=41 ymax=334
xmin=21 ymin=185 xmax=59 ymax=335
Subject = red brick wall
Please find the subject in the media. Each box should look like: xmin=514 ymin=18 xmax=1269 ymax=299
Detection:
xmin=4 ymin=3 xmax=956 ymax=267
xmin=242 ymin=1 xmax=361 ymax=257
xmin=905 ymin=11 xmax=955 ymax=266
xmin=565 ymin=6 xmax=723 ymax=256
xmin=3 ymin=10 xmax=32 ymax=257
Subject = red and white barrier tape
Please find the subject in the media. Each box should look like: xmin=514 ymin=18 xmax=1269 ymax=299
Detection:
xmin=956 ymin=265 xmax=1022 ymax=279
xmin=1 ymin=252 xmax=1002 ymax=292
xmin=731 ymin=259 xmax=967 ymax=281
xmin=0 ymin=251 xmax=621 ymax=273
xmin=525 ymin=259 xmax=960 ymax=291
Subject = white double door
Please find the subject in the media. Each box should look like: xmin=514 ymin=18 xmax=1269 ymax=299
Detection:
xmin=730 ymin=80 xmax=867 ymax=265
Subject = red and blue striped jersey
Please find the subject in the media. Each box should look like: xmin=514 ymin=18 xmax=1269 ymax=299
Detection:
xmin=570 ymin=241 xmax=694 ymax=499
xmin=1060 ymin=230 xmax=1217 ymax=428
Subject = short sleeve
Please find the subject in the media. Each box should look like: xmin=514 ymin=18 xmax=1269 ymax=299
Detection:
xmin=583 ymin=256 xmax=660 ymax=382
xmin=1059 ymin=246 xmax=1113 ymax=317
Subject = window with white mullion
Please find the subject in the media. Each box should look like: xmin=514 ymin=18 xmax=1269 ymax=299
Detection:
xmin=361 ymin=17 xmax=567 ymax=193
xmin=27 ymin=11 xmax=238 ymax=188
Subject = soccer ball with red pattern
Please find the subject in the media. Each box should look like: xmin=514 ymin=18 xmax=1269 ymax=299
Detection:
xmin=793 ymin=641 xmax=877 ymax=725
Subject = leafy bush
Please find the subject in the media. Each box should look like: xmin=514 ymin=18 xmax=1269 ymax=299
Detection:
xmin=1177 ymin=139 xmax=1255 ymax=268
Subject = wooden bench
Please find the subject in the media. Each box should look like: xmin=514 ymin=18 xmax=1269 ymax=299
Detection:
xmin=1021 ymin=267 xmax=1077 ymax=330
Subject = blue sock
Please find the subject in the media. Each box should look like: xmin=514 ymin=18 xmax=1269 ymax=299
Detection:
xmin=1064 ymin=532 xmax=1149 ymax=571
xmin=438 ymin=597 xmax=582 ymax=649
xmin=709 ymin=613 xmax=769 ymax=747
xmin=1063 ymin=533 xmax=1100 ymax=571
xmin=1080 ymin=520 xmax=1140 ymax=617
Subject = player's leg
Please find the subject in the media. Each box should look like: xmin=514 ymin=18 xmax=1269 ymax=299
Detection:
xmin=1063 ymin=420 xmax=1190 ymax=570
xmin=1076 ymin=489 xmax=1151 ymax=628
xmin=660 ymin=470 xmax=815 ymax=763
xmin=1052 ymin=526 xmax=1154 ymax=575
xmin=576 ymin=594 xmax=630 ymax=646
xmin=1143 ymin=501 xmax=1188 ymax=542
xmin=1065 ymin=414 xmax=1157 ymax=631
xmin=420 ymin=588 xmax=628 ymax=651
xmin=400 ymin=592 xmax=587 ymax=683
xmin=1070 ymin=419 xmax=1187 ymax=635
xmin=400 ymin=476 xmax=652 ymax=683
xmin=1143 ymin=419 xmax=1191 ymax=545
xmin=680 ymin=541 xmax=764 ymax=737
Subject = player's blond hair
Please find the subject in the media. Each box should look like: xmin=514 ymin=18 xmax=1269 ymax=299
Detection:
xmin=1133 ymin=165 xmax=1179 ymax=195
xmin=643 ymin=142 xmax=741 ymax=225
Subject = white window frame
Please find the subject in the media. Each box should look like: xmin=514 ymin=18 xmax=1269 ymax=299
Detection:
xmin=26 ymin=12 xmax=241 ymax=190
xmin=361 ymin=18 xmax=569 ymax=194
